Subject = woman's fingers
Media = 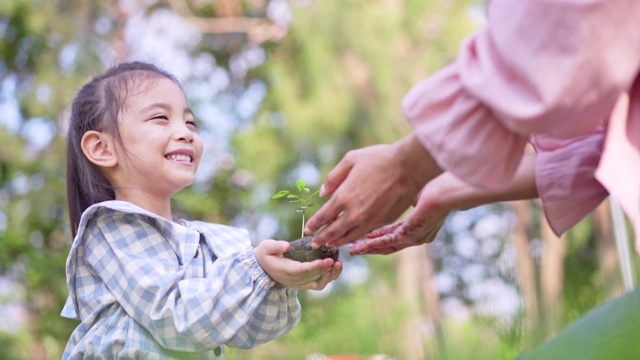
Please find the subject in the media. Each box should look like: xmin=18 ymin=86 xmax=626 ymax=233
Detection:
xmin=363 ymin=222 xmax=404 ymax=238
xmin=308 ymin=144 xmax=419 ymax=247
xmin=304 ymin=156 xmax=355 ymax=235
xmin=318 ymin=155 xmax=354 ymax=197
xmin=349 ymin=232 xmax=405 ymax=255
xmin=348 ymin=211 xmax=444 ymax=255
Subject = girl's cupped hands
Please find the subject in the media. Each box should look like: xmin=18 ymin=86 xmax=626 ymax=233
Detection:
xmin=254 ymin=240 xmax=342 ymax=290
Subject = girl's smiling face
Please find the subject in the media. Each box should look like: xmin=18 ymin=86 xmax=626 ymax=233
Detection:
xmin=111 ymin=76 xmax=203 ymax=201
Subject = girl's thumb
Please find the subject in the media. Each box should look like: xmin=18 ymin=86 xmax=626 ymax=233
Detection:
xmin=264 ymin=240 xmax=290 ymax=255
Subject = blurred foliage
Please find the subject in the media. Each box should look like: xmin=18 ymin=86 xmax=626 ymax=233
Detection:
xmin=1 ymin=1 xmax=112 ymax=357
xmin=226 ymin=284 xmax=397 ymax=359
xmin=0 ymin=0 xmax=627 ymax=359
xmin=562 ymin=216 xmax=605 ymax=324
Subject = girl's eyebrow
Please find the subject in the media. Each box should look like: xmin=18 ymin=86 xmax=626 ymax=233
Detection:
xmin=141 ymin=102 xmax=194 ymax=116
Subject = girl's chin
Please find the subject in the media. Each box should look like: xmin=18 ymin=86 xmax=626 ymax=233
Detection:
xmin=175 ymin=178 xmax=196 ymax=190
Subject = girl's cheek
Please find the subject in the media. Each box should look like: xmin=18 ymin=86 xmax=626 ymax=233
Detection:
xmin=195 ymin=138 xmax=204 ymax=154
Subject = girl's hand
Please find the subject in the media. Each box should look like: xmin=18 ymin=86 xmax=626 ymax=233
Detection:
xmin=254 ymin=240 xmax=343 ymax=290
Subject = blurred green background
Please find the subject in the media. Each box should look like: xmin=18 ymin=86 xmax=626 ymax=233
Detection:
xmin=0 ymin=1 xmax=637 ymax=359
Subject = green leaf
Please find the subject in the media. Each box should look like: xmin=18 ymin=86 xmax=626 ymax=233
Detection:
xmin=286 ymin=194 xmax=298 ymax=199
xmin=272 ymin=190 xmax=290 ymax=199
xmin=518 ymin=286 xmax=640 ymax=359
xmin=296 ymin=179 xmax=306 ymax=191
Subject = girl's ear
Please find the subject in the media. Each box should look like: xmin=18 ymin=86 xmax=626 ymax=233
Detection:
xmin=81 ymin=131 xmax=118 ymax=168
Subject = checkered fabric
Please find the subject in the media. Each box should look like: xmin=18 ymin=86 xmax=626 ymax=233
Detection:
xmin=61 ymin=201 xmax=300 ymax=359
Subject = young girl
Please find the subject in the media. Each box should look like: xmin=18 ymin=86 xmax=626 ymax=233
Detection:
xmin=61 ymin=61 xmax=342 ymax=359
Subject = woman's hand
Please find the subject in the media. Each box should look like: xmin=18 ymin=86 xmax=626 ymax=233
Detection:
xmin=254 ymin=240 xmax=343 ymax=290
xmin=348 ymin=181 xmax=450 ymax=255
xmin=306 ymin=134 xmax=442 ymax=248
xmin=348 ymin=158 xmax=539 ymax=255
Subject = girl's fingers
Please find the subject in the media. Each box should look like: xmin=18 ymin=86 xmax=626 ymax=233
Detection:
xmin=312 ymin=268 xmax=335 ymax=290
xmin=258 ymin=240 xmax=291 ymax=256
xmin=307 ymin=262 xmax=342 ymax=289
xmin=329 ymin=261 xmax=343 ymax=281
xmin=282 ymin=260 xmax=342 ymax=290
xmin=286 ymin=259 xmax=332 ymax=278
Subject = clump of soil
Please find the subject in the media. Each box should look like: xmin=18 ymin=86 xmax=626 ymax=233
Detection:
xmin=284 ymin=236 xmax=340 ymax=262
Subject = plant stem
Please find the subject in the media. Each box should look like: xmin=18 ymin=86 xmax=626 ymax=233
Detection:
xmin=301 ymin=211 xmax=305 ymax=238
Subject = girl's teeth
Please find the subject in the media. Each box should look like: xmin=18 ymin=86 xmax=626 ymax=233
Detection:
xmin=166 ymin=154 xmax=192 ymax=162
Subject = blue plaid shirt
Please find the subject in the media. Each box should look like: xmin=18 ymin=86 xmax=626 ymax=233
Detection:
xmin=61 ymin=201 xmax=300 ymax=359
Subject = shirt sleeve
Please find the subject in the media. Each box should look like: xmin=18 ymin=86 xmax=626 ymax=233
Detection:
xmin=403 ymin=0 xmax=640 ymax=189
xmin=532 ymin=131 xmax=609 ymax=236
xmin=81 ymin=208 xmax=300 ymax=352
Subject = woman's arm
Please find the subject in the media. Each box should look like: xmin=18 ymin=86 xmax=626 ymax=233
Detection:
xmin=308 ymin=0 xmax=639 ymax=249
xmin=351 ymin=129 xmax=609 ymax=255
xmin=350 ymin=154 xmax=537 ymax=255
xmin=406 ymin=0 xmax=640 ymax=189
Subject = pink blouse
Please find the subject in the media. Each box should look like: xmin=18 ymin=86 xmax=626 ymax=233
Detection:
xmin=402 ymin=0 xmax=640 ymax=250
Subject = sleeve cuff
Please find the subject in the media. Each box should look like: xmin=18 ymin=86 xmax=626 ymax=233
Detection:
xmin=240 ymin=248 xmax=277 ymax=289
xmin=403 ymin=63 xmax=528 ymax=189
xmin=535 ymin=132 xmax=608 ymax=235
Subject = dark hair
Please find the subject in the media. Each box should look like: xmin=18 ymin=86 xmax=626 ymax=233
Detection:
xmin=66 ymin=61 xmax=180 ymax=238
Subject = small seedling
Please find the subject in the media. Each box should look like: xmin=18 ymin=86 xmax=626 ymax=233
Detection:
xmin=272 ymin=179 xmax=339 ymax=262
xmin=272 ymin=178 xmax=319 ymax=239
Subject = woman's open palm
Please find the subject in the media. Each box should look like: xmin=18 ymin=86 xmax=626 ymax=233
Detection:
xmin=348 ymin=177 xmax=451 ymax=255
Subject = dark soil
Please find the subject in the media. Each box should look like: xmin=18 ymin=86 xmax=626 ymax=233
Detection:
xmin=284 ymin=236 xmax=340 ymax=262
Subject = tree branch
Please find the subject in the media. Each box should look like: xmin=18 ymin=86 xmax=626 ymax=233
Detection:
xmin=167 ymin=0 xmax=287 ymax=42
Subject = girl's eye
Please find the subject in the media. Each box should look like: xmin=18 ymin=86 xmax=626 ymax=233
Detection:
xmin=186 ymin=120 xmax=198 ymax=129
xmin=152 ymin=115 xmax=169 ymax=121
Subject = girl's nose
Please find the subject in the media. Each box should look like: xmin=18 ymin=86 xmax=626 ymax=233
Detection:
xmin=174 ymin=122 xmax=195 ymax=142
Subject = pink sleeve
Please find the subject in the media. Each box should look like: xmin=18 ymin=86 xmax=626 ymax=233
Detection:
xmin=533 ymin=132 xmax=608 ymax=236
xmin=403 ymin=0 xmax=640 ymax=189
